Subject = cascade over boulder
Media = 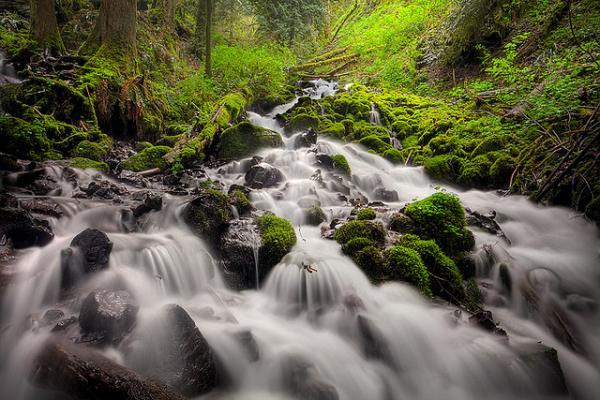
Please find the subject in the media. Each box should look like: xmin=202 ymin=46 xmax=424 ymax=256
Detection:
xmin=128 ymin=304 xmax=217 ymax=397
xmin=30 ymin=338 xmax=184 ymax=400
xmin=216 ymin=121 xmax=283 ymax=160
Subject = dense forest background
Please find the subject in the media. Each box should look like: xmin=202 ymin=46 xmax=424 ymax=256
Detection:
xmin=1 ymin=0 xmax=599 ymax=220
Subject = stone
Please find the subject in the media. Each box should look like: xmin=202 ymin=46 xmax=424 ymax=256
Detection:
xmin=79 ymin=290 xmax=139 ymax=344
xmin=373 ymin=187 xmax=399 ymax=202
xmin=294 ymin=128 xmax=318 ymax=149
xmin=0 ymin=207 xmax=54 ymax=249
xmin=281 ymin=355 xmax=339 ymax=400
xmin=245 ymin=163 xmax=284 ymax=189
xmin=220 ymin=219 xmax=262 ymax=289
xmin=61 ymin=229 xmax=113 ymax=288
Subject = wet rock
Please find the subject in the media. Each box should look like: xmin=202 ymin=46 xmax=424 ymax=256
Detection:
xmin=61 ymin=229 xmax=113 ymax=289
xmin=468 ymin=310 xmax=508 ymax=338
xmin=117 ymin=169 xmax=148 ymax=187
xmin=357 ymin=315 xmax=395 ymax=368
xmin=133 ymin=192 xmax=163 ymax=217
xmin=0 ymin=208 xmax=54 ymax=249
xmin=79 ymin=290 xmax=138 ymax=344
xmin=466 ymin=209 xmax=510 ymax=244
xmin=182 ymin=188 xmax=233 ymax=241
xmin=0 ymin=192 xmax=18 ymax=208
xmin=51 ymin=316 xmax=78 ymax=332
xmin=315 ymin=154 xmax=334 ymax=169
xmin=388 ymin=212 xmax=415 ymax=233
xmin=30 ymin=338 xmax=184 ymax=400
xmin=85 ymin=180 xmax=129 ymax=200
xmin=298 ymin=197 xmax=320 ymax=209
xmin=245 ymin=162 xmax=284 ymax=189
xmin=233 ymin=330 xmax=260 ymax=362
xmin=281 ymin=356 xmax=339 ymax=400
xmin=220 ymin=219 xmax=262 ymax=289
xmin=566 ymin=294 xmax=599 ymax=314
xmin=294 ymin=128 xmax=318 ymax=149
xmin=374 ymin=187 xmax=399 ymax=202
xmin=513 ymin=343 xmax=569 ymax=397
xmin=131 ymin=304 xmax=217 ymax=397
xmin=20 ymin=197 xmax=64 ymax=218
xmin=216 ymin=121 xmax=284 ymax=160
xmin=304 ymin=206 xmax=327 ymax=226
xmin=41 ymin=309 xmax=65 ymax=326
xmin=4 ymin=168 xmax=45 ymax=188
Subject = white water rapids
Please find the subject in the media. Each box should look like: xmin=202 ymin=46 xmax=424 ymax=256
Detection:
xmin=1 ymin=80 xmax=599 ymax=400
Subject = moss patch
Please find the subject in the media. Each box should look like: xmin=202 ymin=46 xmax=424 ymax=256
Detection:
xmin=68 ymin=157 xmax=109 ymax=172
xmin=385 ymin=246 xmax=432 ymax=297
xmin=334 ymin=220 xmax=386 ymax=245
xmin=257 ymin=214 xmax=297 ymax=269
xmin=122 ymin=145 xmax=171 ymax=172
xmin=217 ymin=121 xmax=283 ymax=160
xmin=332 ymin=154 xmax=351 ymax=175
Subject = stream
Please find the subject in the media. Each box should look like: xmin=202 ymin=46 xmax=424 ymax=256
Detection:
xmin=1 ymin=80 xmax=599 ymax=400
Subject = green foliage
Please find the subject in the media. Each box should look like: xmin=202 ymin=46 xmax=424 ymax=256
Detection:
xmin=68 ymin=157 xmax=109 ymax=172
xmin=334 ymin=220 xmax=386 ymax=245
xmin=385 ymin=246 xmax=432 ymax=297
xmin=122 ymin=146 xmax=172 ymax=172
xmin=404 ymin=192 xmax=474 ymax=256
xmin=356 ymin=208 xmax=376 ymax=221
xmin=257 ymin=214 xmax=297 ymax=267
xmin=217 ymin=121 xmax=284 ymax=159
xmin=0 ymin=116 xmax=50 ymax=160
xmin=332 ymin=154 xmax=351 ymax=175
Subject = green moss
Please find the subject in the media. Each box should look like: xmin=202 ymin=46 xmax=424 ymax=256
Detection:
xmin=0 ymin=116 xmax=50 ymax=160
xmin=320 ymin=122 xmax=346 ymax=138
xmin=304 ymin=206 xmax=327 ymax=226
xmin=354 ymin=246 xmax=386 ymax=282
xmin=257 ymin=214 xmax=297 ymax=268
xmin=404 ymin=192 xmax=474 ymax=256
xmin=288 ymin=113 xmax=321 ymax=131
xmin=458 ymin=154 xmax=493 ymax=186
xmin=358 ymin=134 xmax=391 ymax=154
xmin=424 ymin=154 xmax=463 ymax=181
xmin=136 ymin=141 xmax=153 ymax=152
xmin=230 ymin=190 xmax=253 ymax=216
xmin=383 ymin=148 xmax=403 ymax=163
xmin=332 ymin=154 xmax=351 ymax=175
xmin=342 ymin=237 xmax=375 ymax=255
xmin=334 ymin=220 xmax=386 ymax=245
xmin=388 ymin=213 xmax=415 ymax=233
xmin=400 ymin=237 xmax=466 ymax=302
xmin=71 ymin=140 xmax=108 ymax=161
xmin=490 ymin=153 xmax=516 ymax=185
xmin=356 ymin=208 xmax=376 ymax=220
xmin=122 ymin=145 xmax=171 ymax=172
xmin=385 ymin=246 xmax=432 ymax=297
xmin=68 ymin=157 xmax=110 ymax=172
xmin=585 ymin=197 xmax=600 ymax=222
xmin=217 ymin=121 xmax=284 ymax=160
xmin=471 ymin=135 xmax=507 ymax=157
xmin=158 ymin=134 xmax=185 ymax=147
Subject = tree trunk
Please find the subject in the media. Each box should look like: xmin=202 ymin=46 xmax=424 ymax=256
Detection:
xmin=205 ymin=0 xmax=213 ymax=77
xmin=30 ymin=0 xmax=65 ymax=53
xmin=81 ymin=0 xmax=137 ymax=60
xmin=154 ymin=0 xmax=177 ymax=30
xmin=195 ymin=0 xmax=207 ymax=58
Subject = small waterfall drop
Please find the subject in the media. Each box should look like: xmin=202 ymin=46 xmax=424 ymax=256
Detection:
xmin=369 ymin=103 xmax=382 ymax=126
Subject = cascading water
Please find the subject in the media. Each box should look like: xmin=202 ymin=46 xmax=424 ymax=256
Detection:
xmin=369 ymin=103 xmax=382 ymax=126
xmin=1 ymin=80 xmax=599 ymax=400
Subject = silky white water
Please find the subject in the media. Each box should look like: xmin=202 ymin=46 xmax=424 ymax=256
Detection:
xmin=1 ymin=80 xmax=599 ymax=400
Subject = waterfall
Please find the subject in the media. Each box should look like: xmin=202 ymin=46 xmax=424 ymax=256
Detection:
xmin=1 ymin=80 xmax=599 ymax=400
xmin=369 ymin=103 xmax=382 ymax=126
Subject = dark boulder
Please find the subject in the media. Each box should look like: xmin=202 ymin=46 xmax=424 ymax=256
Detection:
xmin=388 ymin=213 xmax=415 ymax=233
xmin=233 ymin=330 xmax=260 ymax=362
xmin=0 ymin=192 xmax=18 ymax=208
xmin=30 ymin=338 xmax=184 ymax=400
xmin=79 ymin=290 xmax=139 ymax=344
xmin=220 ymin=219 xmax=262 ymax=289
xmin=304 ymin=206 xmax=327 ymax=226
xmin=315 ymin=154 xmax=334 ymax=169
xmin=61 ymin=229 xmax=113 ymax=288
xmin=20 ymin=197 xmax=64 ymax=218
xmin=373 ymin=187 xmax=399 ymax=202
xmin=245 ymin=163 xmax=284 ymax=189
xmin=0 ymin=208 xmax=54 ymax=249
xmin=182 ymin=188 xmax=233 ymax=241
xmin=357 ymin=315 xmax=396 ymax=369
xmin=85 ymin=180 xmax=129 ymax=200
xmin=514 ymin=343 xmax=569 ymax=397
xmin=294 ymin=128 xmax=318 ymax=149
xmin=129 ymin=304 xmax=217 ymax=397
xmin=466 ymin=209 xmax=510 ymax=244
xmin=41 ymin=309 xmax=65 ymax=326
xmin=468 ymin=310 xmax=508 ymax=338
xmin=133 ymin=192 xmax=163 ymax=217
xmin=281 ymin=355 xmax=339 ymax=400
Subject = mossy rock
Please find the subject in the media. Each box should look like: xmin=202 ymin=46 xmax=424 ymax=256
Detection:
xmin=427 ymin=134 xmax=461 ymax=156
xmin=388 ymin=213 xmax=415 ymax=233
xmin=320 ymin=122 xmax=345 ymax=138
xmin=356 ymin=208 xmax=376 ymax=221
xmin=288 ymin=113 xmax=321 ymax=132
xmin=385 ymin=246 xmax=432 ymax=297
xmin=358 ymin=134 xmax=392 ymax=154
xmin=334 ymin=220 xmax=386 ymax=246
xmin=332 ymin=154 xmax=351 ymax=175
xmin=383 ymin=148 xmax=403 ymax=163
xmin=471 ymin=135 xmax=508 ymax=157
xmin=458 ymin=154 xmax=493 ymax=186
xmin=135 ymin=141 xmax=153 ymax=152
xmin=404 ymin=192 xmax=474 ymax=256
xmin=354 ymin=246 xmax=386 ymax=283
xmin=304 ymin=206 xmax=327 ymax=226
xmin=182 ymin=188 xmax=233 ymax=242
xmin=489 ymin=153 xmax=516 ymax=185
xmin=342 ymin=237 xmax=375 ymax=255
xmin=68 ymin=157 xmax=109 ymax=173
xmin=122 ymin=145 xmax=171 ymax=172
xmin=71 ymin=135 xmax=112 ymax=162
xmin=0 ymin=116 xmax=50 ymax=160
xmin=229 ymin=190 xmax=253 ymax=216
xmin=216 ymin=121 xmax=283 ymax=160
xmin=424 ymin=155 xmax=464 ymax=182
xmin=400 ymin=236 xmax=466 ymax=303
xmin=257 ymin=214 xmax=297 ymax=271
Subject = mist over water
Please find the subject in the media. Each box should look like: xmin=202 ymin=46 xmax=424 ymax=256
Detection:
xmin=1 ymin=80 xmax=599 ymax=400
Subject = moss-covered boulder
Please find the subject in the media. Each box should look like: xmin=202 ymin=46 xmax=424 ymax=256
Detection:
xmin=356 ymin=208 xmax=376 ymax=221
xmin=304 ymin=206 xmax=327 ymax=226
xmin=122 ymin=146 xmax=171 ymax=172
xmin=332 ymin=154 xmax=351 ymax=175
xmin=334 ymin=220 xmax=386 ymax=246
xmin=68 ymin=157 xmax=109 ymax=172
xmin=257 ymin=214 xmax=297 ymax=273
xmin=404 ymin=192 xmax=474 ymax=256
xmin=72 ymin=138 xmax=112 ymax=161
xmin=216 ymin=121 xmax=283 ymax=160
xmin=399 ymin=235 xmax=466 ymax=303
xmin=182 ymin=188 xmax=233 ymax=243
xmin=385 ymin=246 xmax=432 ymax=297
xmin=229 ymin=190 xmax=253 ymax=216
xmin=388 ymin=213 xmax=415 ymax=233
xmin=0 ymin=116 xmax=50 ymax=160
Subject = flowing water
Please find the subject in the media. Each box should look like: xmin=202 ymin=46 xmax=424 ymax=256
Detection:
xmin=1 ymin=80 xmax=600 ymax=400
